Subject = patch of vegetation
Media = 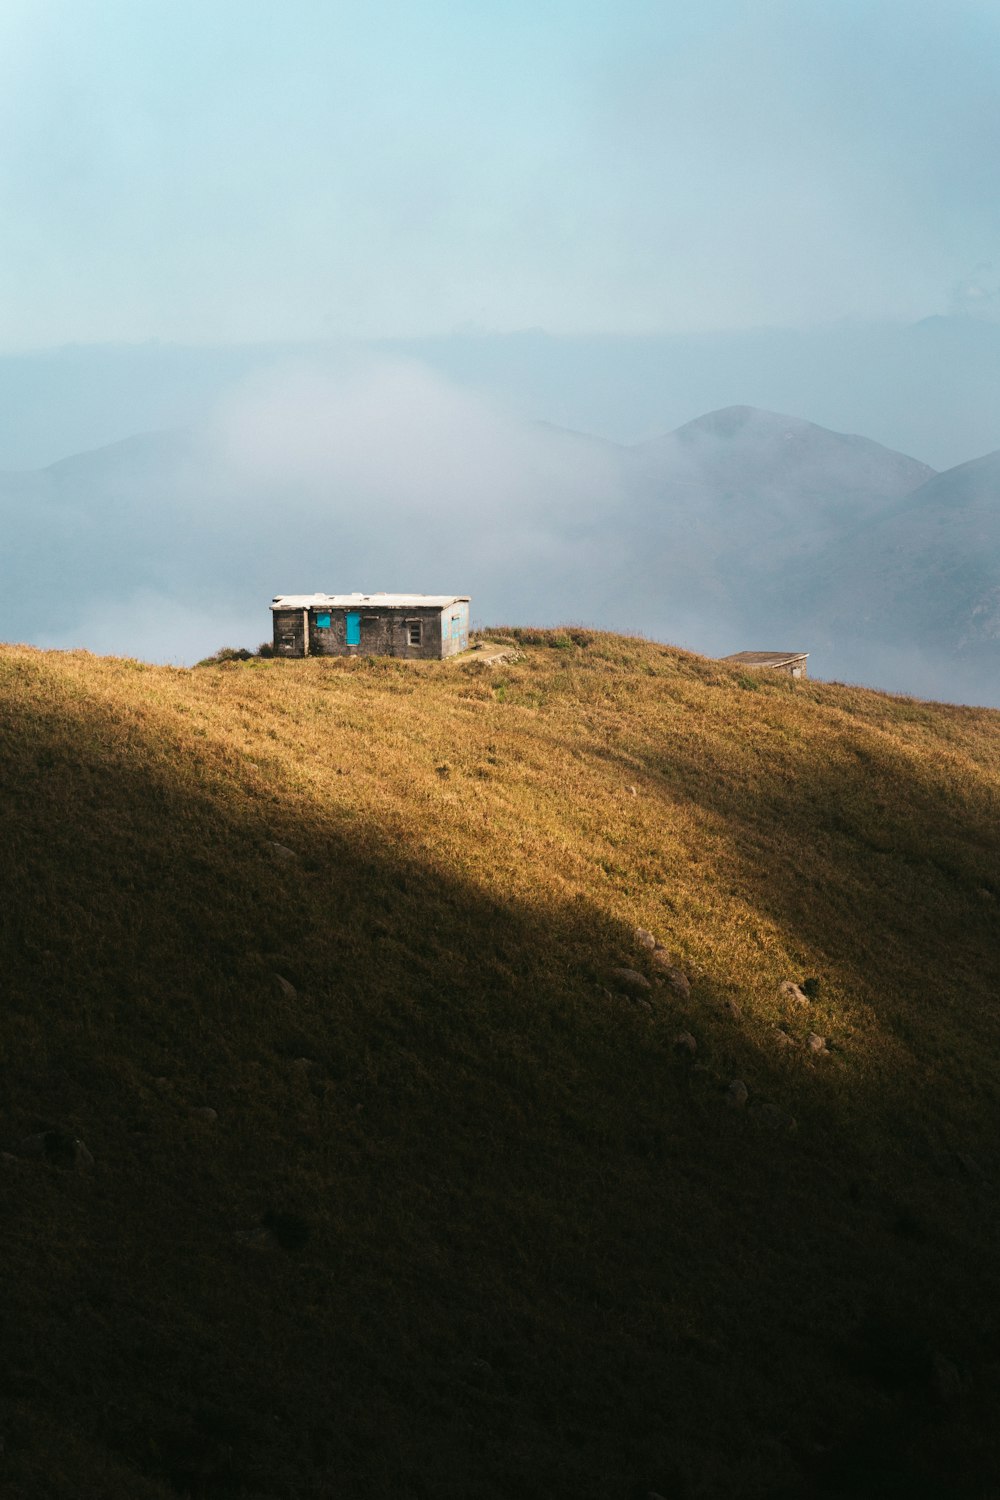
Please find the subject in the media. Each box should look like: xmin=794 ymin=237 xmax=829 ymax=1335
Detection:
xmin=1 ymin=632 xmax=998 ymax=1498
xmin=195 ymin=641 xmax=274 ymax=667
xmin=489 ymin=624 xmax=596 ymax=649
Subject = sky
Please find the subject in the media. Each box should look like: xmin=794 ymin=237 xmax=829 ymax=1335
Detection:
xmin=2 ymin=0 xmax=999 ymax=347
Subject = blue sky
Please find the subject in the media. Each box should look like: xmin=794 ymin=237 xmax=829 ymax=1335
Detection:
xmin=1 ymin=0 xmax=999 ymax=346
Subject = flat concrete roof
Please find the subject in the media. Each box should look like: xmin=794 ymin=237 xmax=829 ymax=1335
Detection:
xmin=721 ymin=651 xmax=808 ymax=667
xmin=271 ymin=593 xmax=470 ymax=611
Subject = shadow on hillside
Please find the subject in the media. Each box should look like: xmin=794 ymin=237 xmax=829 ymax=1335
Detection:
xmin=583 ymin=706 xmax=1000 ymax=1047
xmin=1 ymin=673 xmax=997 ymax=1500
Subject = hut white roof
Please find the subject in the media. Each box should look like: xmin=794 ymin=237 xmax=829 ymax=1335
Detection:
xmin=271 ymin=593 xmax=470 ymax=611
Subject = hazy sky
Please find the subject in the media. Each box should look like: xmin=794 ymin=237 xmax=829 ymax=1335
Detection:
xmin=2 ymin=0 xmax=999 ymax=347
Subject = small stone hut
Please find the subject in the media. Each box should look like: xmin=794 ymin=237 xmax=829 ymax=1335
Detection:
xmin=721 ymin=650 xmax=808 ymax=679
xmin=270 ymin=593 xmax=471 ymax=660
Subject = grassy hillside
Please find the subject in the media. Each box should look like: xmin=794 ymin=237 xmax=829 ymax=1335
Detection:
xmin=1 ymin=631 xmax=998 ymax=1499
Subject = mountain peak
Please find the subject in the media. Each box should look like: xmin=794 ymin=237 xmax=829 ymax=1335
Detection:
xmin=673 ymin=405 xmax=820 ymax=442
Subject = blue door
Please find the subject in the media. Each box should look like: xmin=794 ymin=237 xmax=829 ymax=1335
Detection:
xmin=346 ymin=611 xmax=361 ymax=646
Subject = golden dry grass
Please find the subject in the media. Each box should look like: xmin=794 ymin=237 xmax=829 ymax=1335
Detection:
xmin=1 ymin=630 xmax=998 ymax=1499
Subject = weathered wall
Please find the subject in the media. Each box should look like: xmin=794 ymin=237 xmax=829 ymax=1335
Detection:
xmin=440 ymin=600 xmax=470 ymax=657
xmin=272 ymin=610 xmax=306 ymax=657
xmin=272 ymin=606 xmax=462 ymax=659
xmin=311 ymin=607 xmax=444 ymax=660
xmin=737 ymin=656 xmax=809 ymax=679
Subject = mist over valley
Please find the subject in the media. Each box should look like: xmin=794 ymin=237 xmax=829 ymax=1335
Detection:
xmin=3 ymin=343 xmax=998 ymax=706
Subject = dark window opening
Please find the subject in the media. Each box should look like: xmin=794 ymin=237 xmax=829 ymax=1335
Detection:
xmin=407 ymin=622 xmax=422 ymax=647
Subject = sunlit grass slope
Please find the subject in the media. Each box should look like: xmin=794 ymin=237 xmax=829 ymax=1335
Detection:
xmin=1 ymin=631 xmax=999 ymax=1499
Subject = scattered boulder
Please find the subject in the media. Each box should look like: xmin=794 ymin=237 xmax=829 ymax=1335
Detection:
xmin=273 ymin=973 xmax=298 ymax=1000
xmin=779 ymin=980 xmax=809 ymax=1006
xmin=268 ymin=841 xmax=298 ymax=864
xmin=18 ymin=1131 xmax=94 ymax=1172
xmin=635 ymin=928 xmax=658 ymax=950
xmin=289 ymin=1057 xmax=319 ymax=1078
xmin=717 ymin=997 xmax=741 ymax=1019
xmin=725 ymin=1080 xmax=749 ymax=1110
xmin=611 ymin=967 xmax=652 ymax=993
xmin=188 ymin=1106 xmax=217 ymax=1122
xmin=651 ymin=955 xmax=691 ymax=999
xmin=806 ymin=1033 xmax=831 ymax=1058
xmin=773 ymin=1028 xmax=798 ymax=1049
xmin=673 ymin=1031 xmax=698 ymax=1056
xmin=755 ymin=1102 xmax=798 ymax=1134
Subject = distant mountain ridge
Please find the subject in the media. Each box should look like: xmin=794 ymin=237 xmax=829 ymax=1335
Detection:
xmin=662 ymin=404 xmax=935 ymax=493
xmin=815 ymin=447 xmax=1000 ymax=668
xmin=1 ymin=399 xmax=997 ymax=705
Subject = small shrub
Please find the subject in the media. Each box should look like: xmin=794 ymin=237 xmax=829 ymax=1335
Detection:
xmin=802 ymin=977 xmax=822 ymax=1000
xmin=196 ymin=645 xmax=254 ymax=667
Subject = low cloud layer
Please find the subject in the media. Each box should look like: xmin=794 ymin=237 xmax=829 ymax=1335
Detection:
xmin=21 ymin=357 xmax=629 ymax=660
xmin=6 ymin=355 xmax=999 ymax=709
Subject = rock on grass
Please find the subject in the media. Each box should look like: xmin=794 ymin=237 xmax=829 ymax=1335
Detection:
xmin=651 ymin=952 xmax=691 ymax=998
xmin=611 ymin=967 xmax=652 ymax=993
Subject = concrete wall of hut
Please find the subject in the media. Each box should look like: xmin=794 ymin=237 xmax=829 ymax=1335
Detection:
xmin=271 ymin=606 xmax=466 ymax=660
xmin=741 ymin=660 xmax=808 ymax=679
xmin=440 ymin=600 xmax=469 ymax=657
xmin=272 ymin=609 xmax=306 ymax=657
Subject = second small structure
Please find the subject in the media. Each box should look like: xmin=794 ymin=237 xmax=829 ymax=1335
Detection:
xmin=720 ymin=650 xmax=808 ymax=679
xmin=270 ymin=593 xmax=470 ymax=660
